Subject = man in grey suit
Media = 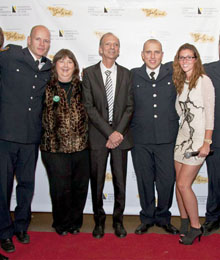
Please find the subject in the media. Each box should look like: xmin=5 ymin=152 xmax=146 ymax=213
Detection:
xmin=203 ymin=40 xmax=220 ymax=235
xmin=83 ymin=32 xmax=133 ymax=239
xmin=131 ymin=39 xmax=179 ymax=235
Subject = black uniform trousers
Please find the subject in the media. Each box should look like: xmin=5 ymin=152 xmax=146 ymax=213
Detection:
xmin=131 ymin=143 xmax=175 ymax=225
xmin=0 ymin=140 xmax=39 ymax=239
xmin=205 ymin=147 xmax=220 ymax=222
xmin=41 ymin=149 xmax=90 ymax=233
xmin=90 ymin=147 xmax=128 ymax=226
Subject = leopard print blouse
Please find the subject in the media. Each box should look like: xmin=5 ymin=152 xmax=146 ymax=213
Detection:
xmin=40 ymin=82 xmax=88 ymax=153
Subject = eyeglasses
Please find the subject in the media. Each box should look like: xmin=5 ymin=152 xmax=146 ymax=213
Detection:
xmin=178 ymin=56 xmax=196 ymax=61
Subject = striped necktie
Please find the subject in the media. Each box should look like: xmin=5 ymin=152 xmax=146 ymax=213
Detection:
xmin=105 ymin=70 xmax=113 ymax=123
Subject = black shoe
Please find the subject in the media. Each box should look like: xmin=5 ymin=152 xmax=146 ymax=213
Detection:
xmin=203 ymin=220 xmax=220 ymax=236
xmin=92 ymin=225 xmax=104 ymax=239
xmin=15 ymin=231 xmax=30 ymax=244
xmin=0 ymin=253 xmax=9 ymax=260
xmin=179 ymin=226 xmax=203 ymax=245
xmin=1 ymin=238 xmax=15 ymax=253
xmin=157 ymin=223 xmax=179 ymax=235
xmin=135 ymin=223 xmax=154 ymax=235
xmin=55 ymin=228 xmax=68 ymax=236
xmin=113 ymin=223 xmax=127 ymax=238
xmin=69 ymin=227 xmax=80 ymax=235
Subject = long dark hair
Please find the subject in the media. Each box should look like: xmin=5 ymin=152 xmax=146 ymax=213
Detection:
xmin=49 ymin=49 xmax=80 ymax=87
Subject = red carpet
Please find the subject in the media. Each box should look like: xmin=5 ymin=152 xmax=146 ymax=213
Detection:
xmin=1 ymin=232 xmax=220 ymax=260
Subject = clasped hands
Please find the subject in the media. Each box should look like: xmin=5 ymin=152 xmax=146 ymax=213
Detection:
xmin=106 ymin=131 xmax=123 ymax=149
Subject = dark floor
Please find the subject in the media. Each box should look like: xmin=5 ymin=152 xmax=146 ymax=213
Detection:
xmin=28 ymin=213 xmax=220 ymax=235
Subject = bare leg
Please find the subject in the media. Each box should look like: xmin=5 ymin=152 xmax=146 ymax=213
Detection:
xmin=175 ymin=161 xmax=188 ymax=219
xmin=176 ymin=163 xmax=202 ymax=228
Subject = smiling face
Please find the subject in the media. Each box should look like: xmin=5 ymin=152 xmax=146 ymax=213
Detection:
xmin=142 ymin=40 xmax=163 ymax=70
xmin=99 ymin=33 xmax=120 ymax=64
xmin=27 ymin=26 xmax=50 ymax=59
xmin=56 ymin=56 xmax=75 ymax=82
xmin=178 ymin=49 xmax=197 ymax=79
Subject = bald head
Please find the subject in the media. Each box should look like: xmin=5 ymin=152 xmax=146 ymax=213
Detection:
xmin=99 ymin=32 xmax=120 ymax=47
xmin=30 ymin=25 xmax=50 ymax=38
xmin=143 ymin=39 xmax=162 ymax=52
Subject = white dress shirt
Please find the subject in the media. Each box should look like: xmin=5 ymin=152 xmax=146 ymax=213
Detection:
xmin=100 ymin=62 xmax=117 ymax=104
xmin=146 ymin=65 xmax=161 ymax=80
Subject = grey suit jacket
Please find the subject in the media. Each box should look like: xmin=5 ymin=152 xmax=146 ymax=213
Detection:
xmin=82 ymin=61 xmax=133 ymax=150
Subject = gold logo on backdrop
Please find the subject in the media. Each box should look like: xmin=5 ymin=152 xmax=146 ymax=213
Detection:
xmin=198 ymin=8 xmax=203 ymax=14
xmin=12 ymin=6 xmax=16 ymax=13
xmin=105 ymin=172 xmax=112 ymax=181
xmin=4 ymin=31 xmax=25 ymax=41
xmin=104 ymin=7 xmax=109 ymax=13
xmin=191 ymin=33 xmax=214 ymax=43
xmin=94 ymin=31 xmax=104 ymax=39
xmin=48 ymin=54 xmax=54 ymax=61
xmin=59 ymin=30 xmax=64 ymax=37
xmin=194 ymin=175 xmax=208 ymax=184
xmin=47 ymin=7 xmax=72 ymax=17
xmin=142 ymin=8 xmax=167 ymax=17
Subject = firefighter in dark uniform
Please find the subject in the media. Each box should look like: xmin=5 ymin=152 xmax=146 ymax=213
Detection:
xmin=0 ymin=23 xmax=10 ymax=260
xmin=131 ymin=39 xmax=179 ymax=235
xmin=0 ymin=25 xmax=51 ymax=253
xmin=203 ymin=54 xmax=220 ymax=235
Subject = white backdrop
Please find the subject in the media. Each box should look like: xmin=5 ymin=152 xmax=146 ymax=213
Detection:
xmin=1 ymin=0 xmax=220 ymax=216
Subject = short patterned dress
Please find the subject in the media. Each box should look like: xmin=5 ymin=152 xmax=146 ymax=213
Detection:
xmin=174 ymin=75 xmax=215 ymax=165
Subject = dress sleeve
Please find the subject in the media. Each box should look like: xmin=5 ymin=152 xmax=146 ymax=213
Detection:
xmin=201 ymin=75 xmax=215 ymax=130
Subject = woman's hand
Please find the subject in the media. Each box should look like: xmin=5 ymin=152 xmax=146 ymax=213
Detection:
xmin=198 ymin=142 xmax=210 ymax=157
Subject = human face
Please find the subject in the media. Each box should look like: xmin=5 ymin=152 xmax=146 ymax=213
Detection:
xmin=56 ymin=56 xmax=75 ymax=83
xmin=178 ymin=49 xmax=196 ymax=79
xmin=27 ymin=26 xmax=50 ymax=59
xmin=142 ymin=41 xmax=163 ymax=70
xmin=99 ymin=34 xmax=120 ymax=63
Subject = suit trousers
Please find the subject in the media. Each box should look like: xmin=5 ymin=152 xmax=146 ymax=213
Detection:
xmin=131 ymin=143 xmax=175 ymax=225
xmin=90 ymin=147 xmax=128 ymax=226
xmin=205 ymin=147 xmax=220 ymax=222
xmin=41 ymin=149 xmax=90 ymax=232
xmin=0 ymin=140 xmax=39 ymax=239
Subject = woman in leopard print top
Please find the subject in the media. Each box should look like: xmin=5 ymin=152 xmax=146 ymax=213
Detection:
xmin=40 ymin=49 xmax=89 ymax=236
